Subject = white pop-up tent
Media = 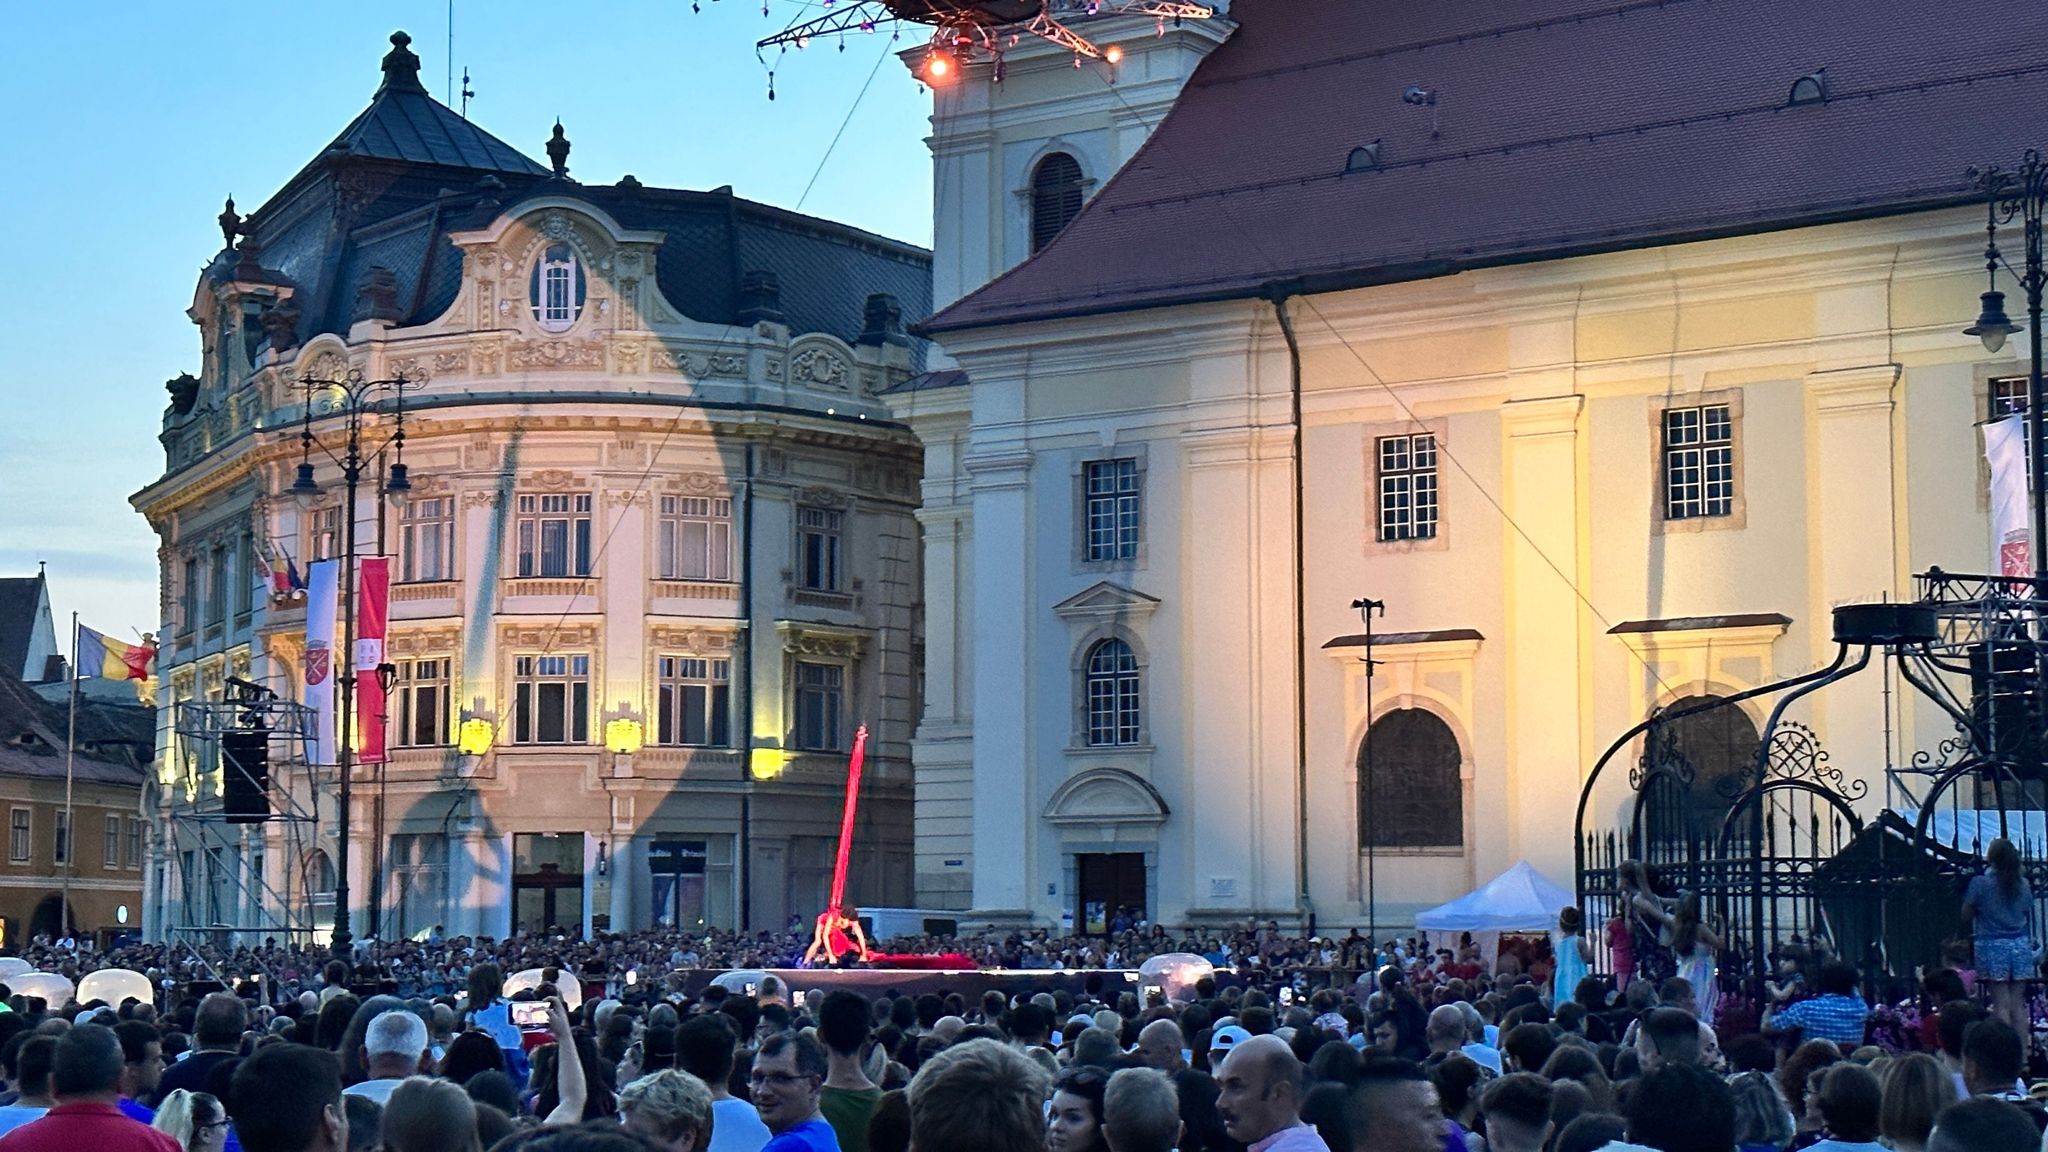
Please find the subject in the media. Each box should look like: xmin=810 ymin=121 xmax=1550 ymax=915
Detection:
xmin=1413 ymin=860 xmax=1576 ymax=974
xmin=1415 ymin=860 xmax=1576 ymax=933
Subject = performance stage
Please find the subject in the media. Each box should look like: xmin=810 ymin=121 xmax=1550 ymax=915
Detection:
xmin=679 ymin=966 xmax=1143 ymax=1001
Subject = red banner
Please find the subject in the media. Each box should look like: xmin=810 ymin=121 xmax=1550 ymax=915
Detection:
xmin=355 ymin=557 xmax=391 ymax=764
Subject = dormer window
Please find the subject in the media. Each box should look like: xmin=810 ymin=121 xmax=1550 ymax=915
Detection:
xmin=530 ymin=242 xmax=586 ymax=333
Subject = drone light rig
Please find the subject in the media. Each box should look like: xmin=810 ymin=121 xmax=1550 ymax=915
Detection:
xmin=739 ymin=0 xmax=1216 ymax=96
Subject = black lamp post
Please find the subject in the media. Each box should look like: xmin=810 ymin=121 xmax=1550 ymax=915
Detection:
xmin=1968 ymin=151 xmax=2047 ymax=586
xmin=292 ymin=370 xmax=412 ymax=960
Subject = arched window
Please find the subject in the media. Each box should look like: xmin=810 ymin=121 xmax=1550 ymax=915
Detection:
xmin=1640 ymin=695 xmax=1759 ymax=852
xmin=529 ymin=242 xmax=586 ymax=332
xmin=1031 ymin=153 xmax=1087 ymax=254
xmin=1085 ymin=638 xmax=1141 ymax=747
xmin=303 ymin=849 xmax=335 ymax=896
xmin=1359 ymin=708 xmax=1463 ymax=848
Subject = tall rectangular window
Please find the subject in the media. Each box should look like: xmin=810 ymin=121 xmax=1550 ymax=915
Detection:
xmin=1376 ymin=434 xmax=1439 ymax=542
xmin=657 ymin=657 xmax=732 ymax=747
xmin=180 ymin=556 xmax=200 ymax=639
xmin=54 ymin=811 xmax=69 ymax=865
xmin=234 ymin=536 xmax=257 ymax=623
xmin=516 ymin=493 xmax=593 ymax=578
xmin=396 ymin=658 xmax=452 ymax=747
xmin=1992 ymin=376 xmax=2032 ymax=460
xmin=206 ymin=547 xmax=229 ymax=630
xmin=126 ymin=819 xmax=140 ymax=870
xmin=9 ymin=810 xmax=27 ymax=863
xmin=797 ymin=507 xmax=844 ymax=591
xmin=659 ymin=496 xmax=734 ymax=582
xmin=794 ymin=662 xmax=844 ymax=751
xmin=401 ymin=497 xmax=455 ymax=582
xmin=1084 ymin=459 xmax=1141 ymax=561
xmin=1662 ymin=404 xmax=1735 ymax=520
xmin=513 ymin=654 xmax=590 ymax=744
xmin=103 ymin=815 xmax=119 ymax=868
xmin=310 ymin=506 xmax=342 ymax=561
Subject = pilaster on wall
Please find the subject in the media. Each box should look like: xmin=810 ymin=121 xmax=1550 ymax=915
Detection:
xmin=963 ymin=447 xmax=1033 ymax=920
xmin=1807 ymin=364 xmax=1901 ymax=797
xmin=1500 ymin=395 xmax=1586 ymax=888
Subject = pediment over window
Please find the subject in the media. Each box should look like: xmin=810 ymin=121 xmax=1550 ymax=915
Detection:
xmin=1044 ymin=767 xmax=1170 ymax=828
xmin=1053 ymin=581 xmax=1161 ymax=623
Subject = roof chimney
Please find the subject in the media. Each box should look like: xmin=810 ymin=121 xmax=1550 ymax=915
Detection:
xmin=379 ymin=31 xmax=427 ymax=95
xmin=737 ymin=271 xmax=786 ymax=327
xmin=858 ymin=293 xmax=907 ymax=347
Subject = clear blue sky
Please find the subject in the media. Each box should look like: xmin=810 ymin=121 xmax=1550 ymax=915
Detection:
xmin=0 ymin=0 xmax=932 ymax=642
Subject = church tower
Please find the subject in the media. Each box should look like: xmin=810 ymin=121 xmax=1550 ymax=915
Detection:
xmin=914 ymin=7 xmax=1235 ymax=311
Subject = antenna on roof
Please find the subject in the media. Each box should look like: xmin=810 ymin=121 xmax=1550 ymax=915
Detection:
xmin=446 ymin=0 xmax=455 ymax=104
xmin=461 ymin=68 xmax=475 ymax=119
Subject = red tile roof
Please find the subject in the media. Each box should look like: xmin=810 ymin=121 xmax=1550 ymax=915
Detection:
xmin=923 ymin=0 xmax=2048 ymax=334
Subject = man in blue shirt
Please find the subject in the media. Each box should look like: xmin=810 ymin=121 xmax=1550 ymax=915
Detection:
xmin=751 ymin=1032 xmax=840 ymax=1152
xmin=1762 ymin=961 xmax=1870 ymax=1049
xmin=110 ymin=1023 xmax=161 ymax=1125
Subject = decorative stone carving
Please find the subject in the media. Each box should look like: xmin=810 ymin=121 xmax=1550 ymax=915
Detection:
xmin=795 ymin=486 xmax=852 ymax=509
xmin=509 ymin=340 xmax=604 ymax=370
xmin=387 ymin=356 xmax=432 ymax=383
xmin=389 ymin=627 xmax=460 ymax=657
xmin=789 ymin=347 xmax=848 ymax=388
xmin=650 ymin=625 xmax=735 ymax=652
xmin=765 ymin=356 xmax=784 ymax=382
xmin=527 ymin=469 xmax=579 ymax=490
xmin=461 ymin=491 xmax=500 ymax=509
xmin=498 ymin=622 xmax=599 ymax=648
xmin=432 ymin=350 xmax=469 ymax=374
xmin=607 ymin=490 xmax=645 ymax=507
xmin=674 ymin=472 xmax=724 ymax=495
xmin=472 ymin=346 xmax=502 ymax=375
xmin=610 ymin=341 xmax=644 ymax=375
xmin=781 ymin=630 xmax=863 ymax=658
xmin=300 ymin=349 xmax=347 ymax=383
xmin=543 ymin=211 xmax=570 ymax=239
xmin=700 ymin=353 xmax=745 ymax=378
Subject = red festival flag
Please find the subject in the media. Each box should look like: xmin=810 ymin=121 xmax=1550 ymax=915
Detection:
xmin=355 ymin=557 xmax=391 ymax=763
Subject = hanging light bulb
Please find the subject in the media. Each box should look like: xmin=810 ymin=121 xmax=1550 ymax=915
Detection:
xmin=925 ymin=49 xmax=953 ymax=80
xmin=1104 ymin=44 xmax=1123 ymax=64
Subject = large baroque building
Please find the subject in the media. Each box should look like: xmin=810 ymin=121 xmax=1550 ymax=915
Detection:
xmin=133 ymin=33 xmax=928 ymax=942
xmin=894 ymin=0 xmax=2048 ymax=928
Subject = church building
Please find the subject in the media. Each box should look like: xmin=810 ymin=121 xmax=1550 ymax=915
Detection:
xmin=894 ymin=0 xmax=2048 ymax=929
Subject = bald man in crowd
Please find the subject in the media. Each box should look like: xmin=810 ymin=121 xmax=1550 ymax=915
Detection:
xmin=1214 ymin=1035 xmax=1327 ymax=1152
xmin=1135 ymin=1020 xmax=1235 ymax=1152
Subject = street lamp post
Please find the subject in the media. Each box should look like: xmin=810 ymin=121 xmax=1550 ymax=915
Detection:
xmin=291 ymin=370 xmax=412 ymax=960
xmin=1967 ymin=151 xmax=2048 ymax=585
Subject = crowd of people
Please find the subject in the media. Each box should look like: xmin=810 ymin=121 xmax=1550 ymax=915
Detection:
xmin=0 ymin=840 xmax=2036 ymax=1151
xmin=0 ymin=921 xmax=2030 ymax=1152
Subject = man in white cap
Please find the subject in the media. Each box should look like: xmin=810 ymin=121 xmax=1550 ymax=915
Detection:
xmin=343 ymin=1011 xmax=430 ymax=1105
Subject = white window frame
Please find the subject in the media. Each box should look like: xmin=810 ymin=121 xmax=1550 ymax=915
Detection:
xmin=396 ymin=657 xmax=453 ymax=747
xmin=54 ymin=810 xmax=69 ymax=865
xmin=1084 ymin=638 xmax=1142 ymax=747
xmin=797 ymin=506 xmax=844 ymax=592
xmin=657 ymin=656 xmax=733 ymax=747
xmin=400 ymin=496 xmax=455 ymax=583
xmin=1376 ymin=433 xmax=1439 ymax=542
xmin=659 ymin=496 xmax=734 ymax=582
xmin=1083 ymin=459 xmax=1141 ymax=562
xmin=1662 ymin=403 xmax=1736 ymax=521
xmin=513 ymin=654 xmax=591 ymax=745
xmin=9 ymin=808 xmax=28 ymax=863
xmin=515 ymin=493 xmax=593 ymax=578
xmin=793 ymin=661 xmax=845 ymax=751
xmin=103 ymin=814 xmax=119 ymax=868
xmin=310 ymin=505 xmax=342 ymax=562
xmin=531 ymin=242 xmax=584 ymax=333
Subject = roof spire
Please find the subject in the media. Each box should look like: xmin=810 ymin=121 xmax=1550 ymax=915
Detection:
xmin=546 ymin=121 xmax=571 ymax=178
xmin=218 ymin=196 xmax=241 ymax=247
xmin=379 ymin=30 xmax=427 ymax=94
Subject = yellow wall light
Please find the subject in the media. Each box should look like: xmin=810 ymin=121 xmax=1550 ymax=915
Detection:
xmin=605 ymin=718 xmax=645 ymax=755
xmin=749 ymin=748 xmax=786 ymax=781
xmin=457 ymin=717 xmax=495 ymax=756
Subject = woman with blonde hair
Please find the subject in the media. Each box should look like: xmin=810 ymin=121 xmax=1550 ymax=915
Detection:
xmin=152 ymin=1088 xmax=229 ymax=1152
xmin=1877 ymin=1051 xmax=1949 ymax=1152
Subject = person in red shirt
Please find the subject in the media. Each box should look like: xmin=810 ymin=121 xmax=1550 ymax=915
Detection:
xmin=0 ymin=1023 xmax=178 ymax=1152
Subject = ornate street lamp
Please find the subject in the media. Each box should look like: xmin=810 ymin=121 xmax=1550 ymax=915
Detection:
xmin=292 ymin=369 xmax=414 ymax=959
xmin=1968 ymin=151 xmax=2048 ymax=585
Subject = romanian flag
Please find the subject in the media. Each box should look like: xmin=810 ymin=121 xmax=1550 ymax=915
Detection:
xmin=78 ymin=626 xmax=155 ymax=682
xmin=261 ymin=539 xmax=305 ymax=597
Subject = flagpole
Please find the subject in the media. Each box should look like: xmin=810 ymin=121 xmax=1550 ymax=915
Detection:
xmin=63 ymin=613 xmax=77 ymax=942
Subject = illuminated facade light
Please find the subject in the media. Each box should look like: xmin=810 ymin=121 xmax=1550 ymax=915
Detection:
xmin=605 ymin=718 xmax=646 ymax=755
xmin=457 ymin=717 xmax=495 ymax=756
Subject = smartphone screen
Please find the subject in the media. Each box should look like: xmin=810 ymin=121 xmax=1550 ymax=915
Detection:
xmin=791 ymin=989 xmax=808 ymax=1009
xmin=512 ymin=1002 xmax=549 ymax=1028
xmin=744 ymin=982 xmax=759 ymax=997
